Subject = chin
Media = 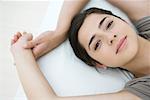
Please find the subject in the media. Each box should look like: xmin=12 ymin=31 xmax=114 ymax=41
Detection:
xmin=115 ymin=36 xmax=139 ymax=67
xmin=122 ymin=39 xmax=139 ymax=66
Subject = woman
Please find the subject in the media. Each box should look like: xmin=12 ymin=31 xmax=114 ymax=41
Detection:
xmin=11 ymin=8 xmax=150 ymax=100
xmin=23 ymin=0 xmax=149 ymax=60
xmin=68 ymin=7 xmax=150 ymax=77
xmin=68 ymin=7 xmax=150 ymax=99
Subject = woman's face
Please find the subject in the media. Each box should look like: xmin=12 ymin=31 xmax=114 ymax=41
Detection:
xmin=78 ymin=13 xmax=139 ymax=67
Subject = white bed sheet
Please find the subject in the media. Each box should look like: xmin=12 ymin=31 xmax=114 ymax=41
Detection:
xmin=14 ymin=0 xmax=134 ymax=99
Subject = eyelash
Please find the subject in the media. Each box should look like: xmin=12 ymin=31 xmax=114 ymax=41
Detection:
xmin=94 ymin=40 xmax=101 ymax=50
xmin=106 ymin=20 xmax=113 ymax=30
xmin=93 ymin=20 xmax=113 ymax=50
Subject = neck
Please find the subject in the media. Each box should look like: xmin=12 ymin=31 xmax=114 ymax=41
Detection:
xmin=123 ymin=36 xmax=150 ymax=77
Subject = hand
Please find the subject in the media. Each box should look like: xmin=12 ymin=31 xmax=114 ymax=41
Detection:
xmin=23 ymin=31 xmax=58 ymax=59
xmin=11 ymin=32 xmax=33 ymax=53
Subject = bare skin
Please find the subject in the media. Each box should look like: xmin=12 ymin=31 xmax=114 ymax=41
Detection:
xmin=108 ymin=0 xmax=150 ymax=22
xmin=24 ymin=0 xmax=150 ymax=59
xmin=11 ymin=32 xmax=141 ymax=100
xmin=24 ymin=0 xmax=89 ymax=59
xmin=123 ymin=36 xmax=150 ymax=77
xmin=11 ymin=0 xmax=149 ymax=100
xmin=78 ymin=13 xmax=150 ymax=77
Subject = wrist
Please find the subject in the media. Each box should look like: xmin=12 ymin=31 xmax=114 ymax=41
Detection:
xmin=11 ymin=46 xmax=31 ymax=56
xmin=46 ymin=27 xmax=68 ymax=40
xmin=55 ymin=21 xmax=71 ymax=34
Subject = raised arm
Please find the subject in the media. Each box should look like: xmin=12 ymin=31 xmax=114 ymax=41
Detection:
xmin=56 ymin=0 xmax=89 ymax=34
xmin=11 ymin=33 xmax=141 ymax=100
xmin=24 ymin=0 xmax=89 ymax=59
xmin=11 ymin=33 xmax=56 ymax=100
xmin=108 ymin=0 xmax=150 ymax=22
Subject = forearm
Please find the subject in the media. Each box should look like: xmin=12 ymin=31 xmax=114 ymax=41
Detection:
xmin=13 ymin=48 xmax=140 ymax=100
xmin=53 ymin=91 xmax=140 ymax=100
xmin=11 ymin=34 xmax=140 ymax=100
xmin=56 ymin=0 xmax=89 ymax=35
xmin=108 ymin=0 xmax=150 ymax=22
xmin=13 ymin=48 xmax=56 ymax=100
xmin=46 ymin=0 xmax=89 ymax=51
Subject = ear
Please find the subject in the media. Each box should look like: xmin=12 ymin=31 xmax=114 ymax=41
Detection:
xmin=95 ymin=63 xmax=107 ymax=69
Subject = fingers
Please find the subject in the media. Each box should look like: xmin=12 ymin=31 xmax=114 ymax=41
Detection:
xmin=11 ymin=31 xmax=34 ymax=47
xmin=23 ymin=41 xmax=35 ymax=49
xmin=23 ymin=35 xmax=38 ymax=49
xmin=11 ymin=38 xmax=16 ymax=45
xmin=13 ymin=33 xmax=19 ymax=42
xmin=11 ymin=31 xmax=33 ymax=46
xmin=32 ymin=43 xmax=46 ymax=59
xmin=22 ymin=31 xmax=27 ymax=35
xmin=27 ymin=33 xmax=33 ymax=41
xmin=11 ymin=32 xmax=22 ymax=45
xmin=15 ymin=32 xmax=22 ymax=41
xmin=16 ymin=32 xmax=22 ymax=37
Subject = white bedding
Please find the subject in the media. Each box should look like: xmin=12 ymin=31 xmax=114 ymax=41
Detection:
xmin=14 ymin=0 xmax=134 ymax=99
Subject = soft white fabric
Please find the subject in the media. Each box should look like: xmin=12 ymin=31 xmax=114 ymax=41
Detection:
xmin=15 ymin=0 xmax=134 ymax=99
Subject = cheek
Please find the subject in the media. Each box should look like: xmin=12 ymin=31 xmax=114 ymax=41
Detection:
xmin=88 ymin=26 xmax=138 ymax=67
xmin=93 ymin=46 xmax=117 ymax=66
xmin=111 ymin=19 xmax=129 ymax=33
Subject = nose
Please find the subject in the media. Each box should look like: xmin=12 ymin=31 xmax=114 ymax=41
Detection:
xmin=96 ymin=30 xmax=117 ymax=45
xmin=108 ymin=34 xmax=117 ymax=45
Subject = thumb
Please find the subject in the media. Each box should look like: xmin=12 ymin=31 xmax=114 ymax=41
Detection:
xmin=32 ymin=43 xmax=46 ymax=59
xmin=23 ymin=40 xmax=37 ymax=49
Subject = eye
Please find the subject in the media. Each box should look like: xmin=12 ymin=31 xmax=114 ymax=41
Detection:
xmin=106 ymin=20 xmax=113 ymax=30
xmin=94 ymin=40 xmax=101 ymax=50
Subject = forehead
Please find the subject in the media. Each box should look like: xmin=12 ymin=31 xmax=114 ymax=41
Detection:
xmin=78 ymin=13 xmax=109 ymax=50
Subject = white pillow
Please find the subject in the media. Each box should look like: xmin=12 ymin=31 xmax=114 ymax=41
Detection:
xmin=37 ymin=0 xmax=134 ymax=97
xmin=15 ymin=0 xmax=134 ymax=99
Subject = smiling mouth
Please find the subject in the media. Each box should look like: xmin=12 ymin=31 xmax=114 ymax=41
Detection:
xmin=116 ymin=35 xmax=127 ymax=54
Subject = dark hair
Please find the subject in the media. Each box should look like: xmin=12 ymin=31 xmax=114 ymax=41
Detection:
xmin=68 ymin=7 xmax=124 ymax=67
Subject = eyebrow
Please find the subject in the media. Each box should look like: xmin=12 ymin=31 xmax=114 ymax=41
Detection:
xmin=98 ymin=16 xmax=108 ymax=28
xmin=88 ymin=34 xmax=96 ymax=49
xmin=88 ymin=16 xmax=107 ymax=50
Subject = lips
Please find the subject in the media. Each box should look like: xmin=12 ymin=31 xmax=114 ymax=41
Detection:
xmin=116 ymin=35 xmax=127 ymax=54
